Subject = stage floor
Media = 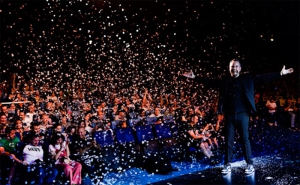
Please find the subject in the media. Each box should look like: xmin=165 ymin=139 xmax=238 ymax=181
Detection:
xmin=150 ymin=154 xmax=300 ymax=185
xmin=150 ymin=126 xmax=300 ymax=185
xmin=101 ymin=125 xmax=299 ymax=185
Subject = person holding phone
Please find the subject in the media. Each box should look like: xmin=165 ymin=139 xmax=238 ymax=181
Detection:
xmin=49 ymin=132 xmax=82 ymax=185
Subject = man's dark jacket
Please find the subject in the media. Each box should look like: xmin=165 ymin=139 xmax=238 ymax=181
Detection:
xmin=195 ymin=72 xmax=281 ymax=114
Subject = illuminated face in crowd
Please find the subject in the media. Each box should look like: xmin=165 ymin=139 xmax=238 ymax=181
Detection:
xmin=78 ymin=127 xmax=86 ymax=139
xmin=0 ymin=115 xmax=7 ymax=125
xmin=191 ymin=115 xmax=199 ymax=124
xmin=100 ymin=102 xmax=106 ymax=108
xmin=31 ymin=136 xmax=40 ymax=146
xmin=154 ymin=108 xmax=160 ymax=116
xmin=19 ymin=112 xmax=26 ymax=120
xmin=1 ymin=106 xmax=8 ymax=114
xmin=55 ymin=125 xmax=63 ymax=133
xmin=33 ymin=125 xmax=41 ymax=134
xmin=42 ymin=114 xmax=49 ymax=124
xmin=97 ymin=111 xmax=105 ymax=119
xmin=10 ymin=103 xmax=16 ymax=110
xmin=96 ymin=106 xmax=103 ymax=113
xmin=229 ymin=60 xmax=241 ymax=78
xmin=61 ymin=116 xmax=67 ymax=123
xmin=121 ymin=121 xmax=127 ymax=128
xmin=56 ymin=137 xmax=63 ymax=145
xmin=28 ymin=104 xmax=35 ymax=113
xmin=119 ymin=111 xmax=126 ymax=119
xmin=8 ymin=130 xmax=16 ymax=140
xmin=140 ymin=111 xmax=146 ymax=117
xmin=15 ymin=120 xmax=23 ymax=129
xmin=188 ymin=108 xmax=194 ymax=115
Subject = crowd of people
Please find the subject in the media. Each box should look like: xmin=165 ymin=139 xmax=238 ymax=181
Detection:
xmin=0 ymin=0 xmax=299 ymax=184
xmin=0 ymin=69 xmax=298 ymax=184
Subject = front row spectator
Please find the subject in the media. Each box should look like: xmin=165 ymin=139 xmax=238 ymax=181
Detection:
xmin=70 ymin=126 xmax=107 ymax=185
xmin=0 ymin=127 xmax=20 ymax=184
xmin=49 ymin=132 xmax=82 ymax=185
xmin=22 ymin=133 xmax=58 ymax=184
xmin=201 ymin=122 xmax=219 ymax=150
xmin=187 ymin=114 xmax=213 ymax=158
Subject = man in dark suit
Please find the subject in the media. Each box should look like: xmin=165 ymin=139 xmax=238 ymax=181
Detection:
xmin=183 ymin=59 xmax=294 ymax=175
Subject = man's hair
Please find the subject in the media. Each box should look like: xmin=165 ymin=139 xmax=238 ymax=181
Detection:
xmin=230 ymin=59 xmax=241 ymax=67
xmin=30 ymin=122 xmax=40 ymax=130
xmin=53 ymin=123 xmax=62 ymax=129
xmin=29 ymin=132 xmax=40 ymax=140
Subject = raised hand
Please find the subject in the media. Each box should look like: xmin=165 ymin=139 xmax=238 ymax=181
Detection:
xmin=182 ymin=70 xmax=195 ymax=78
xmin=280 ymin=65 xmax=294 ymax=75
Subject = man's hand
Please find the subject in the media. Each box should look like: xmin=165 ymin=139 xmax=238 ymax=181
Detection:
xmin=182 ymin=70 xmax=195 ymax=78
xmin=280 ymin=65 xmax=294 ymax=76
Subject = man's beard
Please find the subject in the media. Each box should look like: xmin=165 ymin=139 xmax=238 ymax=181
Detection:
xmin=231 ymin=70 xmax=239 ymax=77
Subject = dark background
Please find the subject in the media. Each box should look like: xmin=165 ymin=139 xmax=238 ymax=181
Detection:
xmin=0 ymin=0 xmax=299 ymax=82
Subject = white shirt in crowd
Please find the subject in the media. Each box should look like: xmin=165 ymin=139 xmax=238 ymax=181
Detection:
xmin=23 ymin=144 xmax=44 ymax=165
xmin=265 ymin=100 xmax=277 ymax=113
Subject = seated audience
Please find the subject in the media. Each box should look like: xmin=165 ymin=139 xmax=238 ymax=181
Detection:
xmin=21 ymin=133 xmax=58 ymax=185
xmin=265 ymin=95 xmax=278 ymax=126
xmin=70 ymin=127 xmax=106 ymax=185
xmin=186 ymin=114 xmax=213 ymax=158
xmin=49 ymin=132 xmax=82 ymax=185
xmin=284 ymin=96 xmax=298 ymax=130
xmin=0 ymin=127 xmax=21 ymax=184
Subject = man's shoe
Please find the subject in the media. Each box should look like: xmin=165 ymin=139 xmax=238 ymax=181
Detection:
xmin=244 ymin=164 xmax=255 ymax=175
xmin=221 ymin=163 xmax=231 ymax=174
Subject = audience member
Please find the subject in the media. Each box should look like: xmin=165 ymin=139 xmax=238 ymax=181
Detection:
xmin=186 ymin=114 xmax=213 ymax=158
xmin=265 ymin=95 xmax=278 ymax=126
xmin=49 ymin=132 xmax=82 ymax=185
xmin=0 ymin=127 xmax=20 ymax=184
xmin=70 ymin=127 xmax=106 ymax=185
xmin=284 ymin=96 xmax=298 ymax=130
xmin=21 ymin=133 xmax=58 ymax=185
